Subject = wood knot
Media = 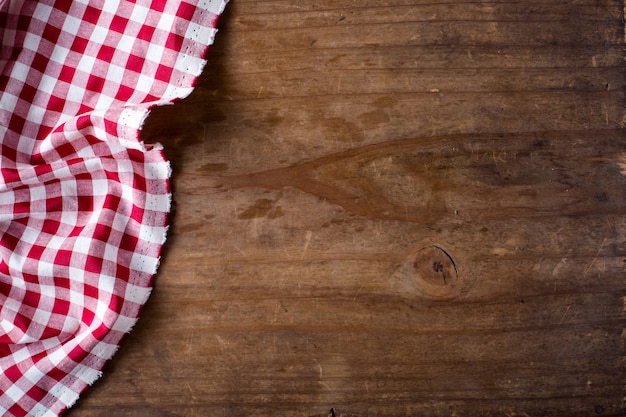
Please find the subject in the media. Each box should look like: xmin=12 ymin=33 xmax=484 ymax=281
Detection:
xmin=391 ymin=245 xmax=461 ymax=300
xmin=412 ymin=246 xmax=457 ymax=287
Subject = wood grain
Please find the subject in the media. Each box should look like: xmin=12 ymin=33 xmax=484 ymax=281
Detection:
xmin=67 ymin=1 xmax=625 ymax=416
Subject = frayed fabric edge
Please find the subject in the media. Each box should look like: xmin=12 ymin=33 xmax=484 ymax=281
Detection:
xmin=24 ymin=1 xmax=229 ymax=416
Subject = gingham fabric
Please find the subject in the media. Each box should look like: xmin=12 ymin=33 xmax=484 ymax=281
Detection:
xmin=0 ymin=1 xmax=227 ymax=416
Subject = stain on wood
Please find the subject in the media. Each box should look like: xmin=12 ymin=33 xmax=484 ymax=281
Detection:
xmin=68 ymin=1 xmax=626 ymax=416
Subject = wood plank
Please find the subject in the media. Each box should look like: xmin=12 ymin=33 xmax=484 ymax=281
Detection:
xmin=67 ymin=1 xmax=625 ymax=416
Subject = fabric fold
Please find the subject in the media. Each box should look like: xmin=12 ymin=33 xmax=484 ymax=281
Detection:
xmin=0 ymin=1 xmax=227 ymax=416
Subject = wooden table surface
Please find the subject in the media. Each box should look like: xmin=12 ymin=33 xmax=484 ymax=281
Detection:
xmin=68 ymin=1 xmax=626 ymax=416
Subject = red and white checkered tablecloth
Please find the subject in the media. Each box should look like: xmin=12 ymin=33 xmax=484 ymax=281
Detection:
xmin=0 ymin=1 xmax=227 ymax=416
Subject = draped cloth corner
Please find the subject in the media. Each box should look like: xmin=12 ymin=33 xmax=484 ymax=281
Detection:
xmin=0 ymin=1 xmax=227 ymax=416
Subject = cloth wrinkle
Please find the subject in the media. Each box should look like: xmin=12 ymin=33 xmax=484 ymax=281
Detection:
xmin=0 ymin=1 xmax=227 ymax=416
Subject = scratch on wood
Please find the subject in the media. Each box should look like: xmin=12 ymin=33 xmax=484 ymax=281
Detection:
xmin=558 ymin=305 xmax=571 ymax=325
xmin=301 ymin=230 xmax=313 ymax=259
xmin=584 ymin=237 xmax=607 ymax=275
xmin=551 ymin=258 xmax=567 ymax=276
xmin=186 ymin=382 xmax=197 ymax=401
xmin=320 ymin=381 xmax=332 ymax=391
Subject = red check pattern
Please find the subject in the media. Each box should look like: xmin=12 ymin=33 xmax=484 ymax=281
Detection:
xmin=0 ymin=1 xmax=227 ymax=416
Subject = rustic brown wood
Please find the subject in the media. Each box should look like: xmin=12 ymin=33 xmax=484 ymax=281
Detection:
xmin=67 ymin=1 xmax=626 ymax=416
